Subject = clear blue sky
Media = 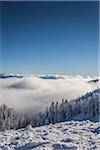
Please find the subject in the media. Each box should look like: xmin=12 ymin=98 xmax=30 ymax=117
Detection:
xmin=1 ymin=1 xmax=99 ymax=75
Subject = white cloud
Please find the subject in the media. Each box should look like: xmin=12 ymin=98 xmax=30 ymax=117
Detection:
xmin=0 ymin=75 xmax=99 ymax=113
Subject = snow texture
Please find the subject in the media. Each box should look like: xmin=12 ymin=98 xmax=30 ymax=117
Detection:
xmin=0 ymin=121 xmax=100 ymax=150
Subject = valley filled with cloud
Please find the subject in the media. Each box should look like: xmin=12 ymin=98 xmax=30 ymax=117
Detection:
xmin=0 ymin=74 xmax=99 ymax=113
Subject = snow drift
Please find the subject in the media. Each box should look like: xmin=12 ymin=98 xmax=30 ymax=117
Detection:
xmin=0 ymin=121 xmax=100 ymax=150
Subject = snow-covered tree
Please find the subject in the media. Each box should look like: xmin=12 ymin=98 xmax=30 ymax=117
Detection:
xmin=0 ymin=88 xmax=99 ymax=131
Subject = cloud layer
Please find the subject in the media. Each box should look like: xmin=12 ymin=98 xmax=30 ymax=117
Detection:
xmin=0 ymin=75 xmax=99 ymax=113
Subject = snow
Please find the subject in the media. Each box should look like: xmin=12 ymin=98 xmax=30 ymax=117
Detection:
xmin=0 ymin=74 xmax=100 ymax=149
xmin=0 ymin=74 xmax=100 ymax=113
xmin=0 ymin=120 xmax=100 ymax=150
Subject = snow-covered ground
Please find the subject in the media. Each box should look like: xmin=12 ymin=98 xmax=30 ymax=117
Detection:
xmin=0 ymin=120 xmax=100 ymax=150
xmin=0 ymin=74 xmax=100 ymax=113
xmin=0 ymin=74 xmax=100 ymax=149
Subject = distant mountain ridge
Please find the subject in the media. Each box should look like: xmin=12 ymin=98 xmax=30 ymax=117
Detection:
xmin=0 ymin=73 xmax=99 ymax=80
xmin=88 ymin=79 xmax=99 ymax=83
xmin=0 ymin=73 xmax=23 ymax=79
xmin=39 ymin=75 xmax=64 ymax=80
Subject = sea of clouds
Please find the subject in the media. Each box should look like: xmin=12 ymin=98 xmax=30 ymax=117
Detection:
xmin=0 ymin=74 xmax=99 ymax=113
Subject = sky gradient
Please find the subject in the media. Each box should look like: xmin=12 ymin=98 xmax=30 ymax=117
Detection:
xmin=1 ymin=1 xmax=99 ymax=75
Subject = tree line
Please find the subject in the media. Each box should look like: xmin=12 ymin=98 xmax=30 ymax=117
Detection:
xmin=0 ymin=89 xmax=99 ymax=131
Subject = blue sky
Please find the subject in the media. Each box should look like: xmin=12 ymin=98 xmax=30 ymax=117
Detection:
xmin=1 ymin=1 xmax=99 ymax=75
